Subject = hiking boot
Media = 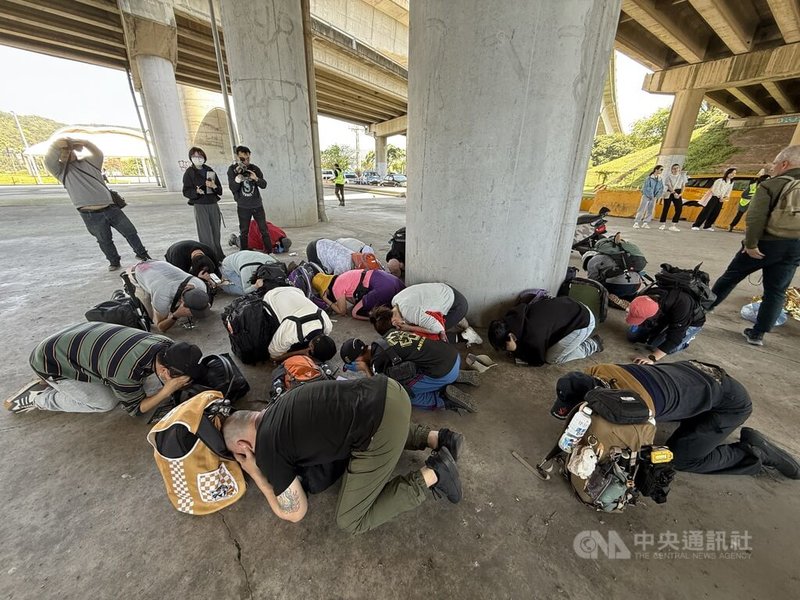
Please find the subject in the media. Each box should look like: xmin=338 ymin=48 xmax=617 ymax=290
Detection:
xmin=590 ymin=334 xmax=604 ymax=353
xmin=455 ymin=370 xmax=480 ymax=387
xmin=740 ymin=427 xmax=800 ymax=479
xmin=425 ymin=447 xmax=462 ymax=503
xmin=658 ymin=224 xmax=666 ymax=231
xmin=442 ymin=385 xmax=476 ymax=413
xmin=743 ymin=328 xmax=764 ymax=346
xmin=461 ymin=326 xmax=483 ymax=346
xmin=669 ymin=225 xmax=680 ymax=232
xmin=4 ymin=380 xmax=49 ymax=413
xmin=437 ymin=428 xmax=464 ymax=461
xmin=108 ymin=263 xmax=121 ymax=272
xmin=135 ymin=252 xmax=152 ymax=261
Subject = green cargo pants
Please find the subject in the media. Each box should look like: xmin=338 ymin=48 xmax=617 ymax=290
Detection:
xmin=335 ymin=377 xmax=433 ymax=534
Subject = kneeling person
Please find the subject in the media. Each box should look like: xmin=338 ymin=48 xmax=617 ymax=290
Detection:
xmin=314 ymin=269 xmax=405 ymax=320
xmin=263 ymin=286 xmax=335 ymax=362
xmin=5 ymin=323 xmax=201 ymax=415
xmin=221 ymin=250 xmax=282 ymax=295
xmin=222 ymin=376 xmax=465 ymax=533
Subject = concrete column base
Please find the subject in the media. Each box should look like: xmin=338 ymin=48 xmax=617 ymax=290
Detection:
xmin=656 ymin=89 xmax=706 ymax=171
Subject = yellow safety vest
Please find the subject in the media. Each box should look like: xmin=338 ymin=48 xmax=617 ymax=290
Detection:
xmin=333 ymin=169 xmax=345 ymax=184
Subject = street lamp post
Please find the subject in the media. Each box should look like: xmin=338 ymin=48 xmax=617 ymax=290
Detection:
xmin=10 ymin=111 xmax=42 ymax=184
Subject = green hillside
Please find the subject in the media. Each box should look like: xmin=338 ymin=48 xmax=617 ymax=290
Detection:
xmin=0 ymin=111 xmax=64 ymax=173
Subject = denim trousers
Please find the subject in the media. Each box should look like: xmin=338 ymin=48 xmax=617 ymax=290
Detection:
xmin=79 ymin=206 xmax=147 ymax=265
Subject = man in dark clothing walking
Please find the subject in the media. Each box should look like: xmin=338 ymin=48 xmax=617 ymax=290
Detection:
xmin=551 ymin=361 xmax=799 ymax=479
xmin=227 ymin=145 xmax=270 ymax=252
xmin=710 ymin=145 xmax=800 ymax=346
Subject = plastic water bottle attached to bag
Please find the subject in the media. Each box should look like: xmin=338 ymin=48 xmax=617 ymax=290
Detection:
xmin=558 ymin=405 xmax=593 ymax=453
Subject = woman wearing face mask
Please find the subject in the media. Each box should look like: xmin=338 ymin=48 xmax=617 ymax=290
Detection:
xmin=182 ymin=147 xmax=224 ymax=262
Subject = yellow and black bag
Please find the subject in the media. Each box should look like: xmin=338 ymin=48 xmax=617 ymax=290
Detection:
xmin=147 ymin=391 xmax=246 ymax=515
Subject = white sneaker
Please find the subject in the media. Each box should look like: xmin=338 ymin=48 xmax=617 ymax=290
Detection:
xmin=641 ymin=222 xmax=650 ymax=229
xmin=461 ymin=326 xmax=483 ymax=346
xmin=632 ymin=222 xmax=640 ymax=229
xmin=706 ymin=227 xmax=715 ymax=232
xmin=691 ymin=227 xmax=700 ymax=231
xmin=669 ymin=225 xmax=680 ymax=232
xmin=658 ymin=224 xmax=666 ymax=231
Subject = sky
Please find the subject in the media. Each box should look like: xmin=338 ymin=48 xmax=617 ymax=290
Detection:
xmin=0 ymin=45 xmax=673 ymax=150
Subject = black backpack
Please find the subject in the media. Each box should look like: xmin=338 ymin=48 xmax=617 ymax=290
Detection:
xmin=221 ymin=292 xmax=280 ymax=365
xmin=252 ymin=261 xmax=290 ymax=294
xmin=85 ymin=289 xmax=152 ymax=331
xmin=386 ymin=227 xmax=406 ymax=263
xmin=653 ymin=263 xmax=716 ymax=310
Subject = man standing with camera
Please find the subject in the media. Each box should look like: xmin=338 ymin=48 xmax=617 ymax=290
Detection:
xmin=227 ymin=145 xmax=270 ymax=252
xmin=44 ymin=137 xmax=151 ymax=271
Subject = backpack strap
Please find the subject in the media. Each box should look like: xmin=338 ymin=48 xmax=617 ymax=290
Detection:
xmin=768 ymin=175 xmax=799 ymax=214
xmin=353 ymin=270 xmax=370 ymax=302
xmin=170 ymin=276 xmax=193 ymax=313
xmin=373 ymin=336 xmax=403 ymax=366
xmin=239 ymin=261 xmax=265 ymax=275
xmin=285 ymin=309 xmax=325 ymax=345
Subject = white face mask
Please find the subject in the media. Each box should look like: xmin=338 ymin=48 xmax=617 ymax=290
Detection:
xmin=191 ymin=156 xmax=205 ymax=167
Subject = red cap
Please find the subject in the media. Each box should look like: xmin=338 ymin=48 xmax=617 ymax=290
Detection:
xmin=625 ymin=296 xmax=659 ymax=326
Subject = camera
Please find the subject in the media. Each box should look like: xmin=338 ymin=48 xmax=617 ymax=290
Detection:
xmin=234 ymin=161 xmax=250 ymax=176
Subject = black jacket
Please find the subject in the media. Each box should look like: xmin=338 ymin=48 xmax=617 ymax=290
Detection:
xmin=227 ymin=163 xmax=267 ymax=209
xmin=182 ymin=165 xmax=222 ymax=205
xmin=643 ymin=288 xmax=705 ymax=354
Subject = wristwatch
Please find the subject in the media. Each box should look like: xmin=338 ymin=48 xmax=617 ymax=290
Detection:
xmin=648 ymin=354 xmax=657 ymax=362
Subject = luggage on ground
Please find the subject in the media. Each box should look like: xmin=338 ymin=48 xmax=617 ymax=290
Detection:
xmin=252 ymin=261 xmax=290 ymax=294
xmin=288 ymin=261 xmax=328 ymax=309
xmin=594 ymin=234 xmax=647 ymax=276
xmin=652 ymin=263 xmax=716 ymax=310
xmin=85 ymin=289 xmax=152 ymax=331
xmin=558 ymin=276 xmax=608 ymax=323
xmin=148 ymin=391 xmax=245 ymax=515
xmin=221 ymin=292 xmax=279 ymax=365
xmin=269 ymin=355 xmax=335 ymax=402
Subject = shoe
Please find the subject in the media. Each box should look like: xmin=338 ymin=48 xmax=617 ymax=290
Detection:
xmin=425 ymin=447 xmax=463 ymax=502
xmin=437 ymin=428 xmax=464 ymax=461
xmin=641 ymin=222 xmax=650 ymax=229
xmin=227 ymin=233 xmax=239 ymax=247
xmin=461 ymin=326 xmax=483 ymax=346
xmin=442 ymin=385 xmax=477 ymax=413
xmin=740 ymin=427 xmax=800 ymax=479
xmin=728 ymin=226 xmax=734 ymax=232
xmin=742 ymin=328 xmax=764 ymax=346
xmin=669 ymin=225 xmax=680 ymax=232
xmin=632 ymin=222 xmax=640 ymax=229
xmin=135 ymin=252 xmax=152 ymax=261
xmin=455 ymin=370 xmax=480 ymax=387
xmin=466 ymin=353 xmax=497 ymax=373
xmin=704 ymin=227 xmax=715 ymax=232
xmin=590 ymin=334 xmax=604 ymax=353
xmin=658 ymin=224 xmax=666 ymax=230
xmin=691 ymin=227 xmax=700 ymax=231
xmin=108 ymin=263 xmax=121 ymax=271
xmin=4 ymin=380 xmax=49 ymax=413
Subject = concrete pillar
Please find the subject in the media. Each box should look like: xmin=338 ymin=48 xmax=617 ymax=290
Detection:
xmin=656 ymin=89 xmax=706 ymax=170
xmin=120 ymin=1 xmax=188 ymax=192
xmin=406 ymin=0 xmax=622 ymax=324
xmin=178 ymin=84 xmax=231 ymax=170
xmin=375 ymin=135 xmax=388 ymax=175
xmin=220 ymin=0 xmax=317 ymax=226
xmin=791 ymin=121 xmax=800 ymax=146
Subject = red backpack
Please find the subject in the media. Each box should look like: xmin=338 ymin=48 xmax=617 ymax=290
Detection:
xmin=351 ymin=252 xmax=382 ymax=271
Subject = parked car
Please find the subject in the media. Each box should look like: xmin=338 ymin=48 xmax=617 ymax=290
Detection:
xmin=359 ymin=171 xmax=380 ymax=185
xmin=380 ymin=173 xmax=407 ymax=187
xmin=344 ymin=171 xmax=357 ymax=183
xmin=321 ymin=169 xmax=334 ymax=181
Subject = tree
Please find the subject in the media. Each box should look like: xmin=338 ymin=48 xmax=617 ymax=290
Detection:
xmin=590 ymin=134 xmax=636 ymax=166
xmin=629 ymin=107 xmax=671 ymax=148
xmin=361 ymin=150 xmax=375 ymax=171
xmin=695 ymin=103 xmax=727 ymax=128
xmin=386 ymin=144 xmax=406 ymax=173
xmin=320 ymin=144 xmax=356 ymax=170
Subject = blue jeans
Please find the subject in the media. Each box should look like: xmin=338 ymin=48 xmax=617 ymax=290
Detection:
xmin=406 ymin=355 xmax=460 ymax=409
xmin=79 ymin=206 xmax=147 ymax=265
xmin=628 ymin=323 xmax=703 ymax=354
xmin=711 ymin=239 xmax=800 ymax=334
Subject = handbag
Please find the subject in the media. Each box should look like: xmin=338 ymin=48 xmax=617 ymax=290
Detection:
xmin=109 ymin=189 xmax=127 ymax=208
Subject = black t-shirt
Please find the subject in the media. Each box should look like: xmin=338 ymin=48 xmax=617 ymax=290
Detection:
xmin=371 ymin=329 xmax=459 ymax=378
xmin=644 ymin=288 xmax=705 ymax=354
xmin=255 ymin=376 xmax=388 ymax=495
xmin=164 ymin=240 xmax=220 ymax=273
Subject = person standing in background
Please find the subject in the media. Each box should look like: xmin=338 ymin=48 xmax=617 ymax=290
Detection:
xmin=692 ymin=167 xmax=736 ymax=231
xmin=632 ymin=165 xmax=664 ymax=229
xmin=182 ymin=147 xmax=224 ymax=262
xmin=227 ymin=145 xmax=270 ymax=252
xmin=333 ymin=163 xmax=346 ymax=206
xmin=658 ymin=163 xmax=688 ymax=231
xmin=728 ymin=174 xmax=769 ymax=232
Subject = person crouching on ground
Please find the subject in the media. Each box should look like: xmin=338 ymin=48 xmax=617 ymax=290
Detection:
xmin=222 ymin=376 xmax=464 ymax=534
xmin=263 ymin=286 xmax=336 ymax=362
xmin=312 ymin=269 xmax=405 ymax=320
xmin=487 ymin=296 xmax=602 ymax=365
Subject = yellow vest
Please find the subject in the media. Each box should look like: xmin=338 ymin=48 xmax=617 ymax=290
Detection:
xmin=333 ymin=169 xmax=345 ymax=184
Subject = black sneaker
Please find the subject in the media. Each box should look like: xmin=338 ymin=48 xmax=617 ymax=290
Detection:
xmin=136 ymin=252 xmax=152 ymax=261
xmin=425 ymin=447 xmax=462 ymax=503
xmin=4 ymin=380 xmax=49 ymax=413
xmin=437 ymin=428 xmax=464 ymax=461
xmin=455 ymin=370 xmax=480 ymax=387
xmin=108 ymin=263 xmax=121 ymax=272
xmin=743 ymin=328 xmax=764 ymax=346
xmin=228 ymin=233 xmax=239 ymax=248
xmin=590 ymin=334 xmax=604 ymax=353
xmin=442 ymin=385 xmax=476 ymax=413
xmin=740 ymin=427 xmax=800 ymax=479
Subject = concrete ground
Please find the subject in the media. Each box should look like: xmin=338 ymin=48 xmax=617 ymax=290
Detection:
xmin=1 ymin=186 xmax=798 ymax=600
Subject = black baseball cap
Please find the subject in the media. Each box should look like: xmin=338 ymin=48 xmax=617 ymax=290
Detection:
xmin=340 ymin=338 xmax=366 ymax=364
xmin=162 ymin=342 xmax=205 ymax=379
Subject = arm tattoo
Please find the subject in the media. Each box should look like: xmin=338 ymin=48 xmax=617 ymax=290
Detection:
xmin=277 ymin=487 xmax=301 ymax=513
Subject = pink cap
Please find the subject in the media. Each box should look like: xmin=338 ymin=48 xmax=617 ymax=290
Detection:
xmin=625 ymin=296 xmax=659 ymax=326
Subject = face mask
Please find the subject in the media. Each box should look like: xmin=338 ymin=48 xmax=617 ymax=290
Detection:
xmin=191 ymin=156 xmax=205 ymax=167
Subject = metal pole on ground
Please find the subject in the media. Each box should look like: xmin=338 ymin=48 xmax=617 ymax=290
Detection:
xmin=208 ymin=0 xmax=238 ymax=158
xmin=11 ymin=111 xmax=42 ymax=184
xmin=302 ymin=0 xmax=327 ymax=222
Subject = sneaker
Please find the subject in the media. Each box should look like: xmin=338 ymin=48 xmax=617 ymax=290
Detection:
xmin=691 ymin=227 xmax=700 ymax=231
xmin=455 ymin=370 xmax=480 ymax=387
xmin=461 ymin=326 xmax=483 ymax=346
xmin=108 ymin=263 xmax=121 ymax=272
xmin=135 ymin=252 xmax=152 ymax=261
xmin=669 ymin=225 xmax=680 ymax=232
xmin=742 ymin=328 xmax=764 ymax=346
xmin=632 ymin=222 xmax=640 ymax=229
xmin=704 ymin=227 xmax=715 ymax=232
xmin=442 ymin=385 xmax=477 ymax=413
xmin=590 ymin=334 xmax=604 ymax=353
xmin=437 ymin=428 xmax=464 ymax=461
xmin=4 ymin=380 xmax=49 ymax=413
xmin=641 ymin=222 xmax=650 ymax=229
xmin=425 ymin=447 xmax=463 ymax=502
xmin=740 ymin=427 xmax=800 ymax=479
xmin=658 ymin=224 xmax=666 ymax=231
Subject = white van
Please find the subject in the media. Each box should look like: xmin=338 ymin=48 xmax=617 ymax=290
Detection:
xmin=321 ymin=169 xmax=334 ymax=181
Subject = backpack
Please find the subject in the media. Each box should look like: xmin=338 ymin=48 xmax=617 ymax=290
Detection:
xmin=558 ymin=276 xmax=608 ymax=323
xmin=252 ymin=261 xmax=290 ymax=294
xmin=652 ymin=263 xmax=716 ymax=311
xmin=371 ymin=338 xmax=418 ymax=384
xmin=386 ymin=227 xmax=406 ymax=262
xmin=288 ymin=261 xmax=328 ymax=310
xmin=221 ymin=292 xmax=280 ymax=365
xmin=351 ymin=252 xmax=383 ymax=271
xmin=594 ymin=235 xmax=647 ymax=277
xmin=147 ymin=391 xmax=246 ymax=515
xmin=269 ymin=355 xmax=335 ymax=402
xmin=766 ymin=176 xmax=800 ymax=238
xmin=85 ymin=289 xmax=152 ymax=331
xmin=284 ymin=309 xmax=328 ymax=352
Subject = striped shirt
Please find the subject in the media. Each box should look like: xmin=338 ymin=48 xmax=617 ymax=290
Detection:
xmin=29 ymin=322 xmax=172 ymax=415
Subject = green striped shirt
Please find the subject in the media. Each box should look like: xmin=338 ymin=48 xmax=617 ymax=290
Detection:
xmin=29 ymin=322 xmax=172 ymax=415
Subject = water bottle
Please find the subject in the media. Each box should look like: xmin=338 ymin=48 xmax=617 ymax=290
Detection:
xmin=342 ymin=363 xmax=356 ymax=372
xmin=558 ymin=406 xmax=593 ymax=453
